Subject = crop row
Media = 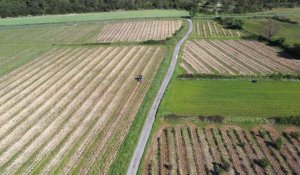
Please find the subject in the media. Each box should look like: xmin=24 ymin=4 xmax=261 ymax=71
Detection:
xmin=181 ymin=40 xmax=300 ymax=75
xmin=194 ymin=20 xmax=242 ymax=38
xmin=97 ymin=20 xmax=182 ymax=42
xmin=0 ymin=23 xmax=101 ymax=44
xmin=0 ymin=46 xmax=166 ymax=174
xmin=144 ymin=125 xmax=300 ymax=175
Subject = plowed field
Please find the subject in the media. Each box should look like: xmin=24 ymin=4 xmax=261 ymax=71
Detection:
xmin=194 ymin=20 xmax=242 ymax=38
xmin=144 ymin=125 xmax=300 ymax=175
xmin=97 ymin=20 xmax=182 ymax=42
xmin=181 ymin=40 xmax=300 ymax=75
xmin=0 ymin=46 xmax=166 ymax=174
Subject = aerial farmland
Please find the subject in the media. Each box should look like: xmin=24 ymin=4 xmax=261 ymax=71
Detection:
xmin=0 ymin=10 xmax=187 ymax=174
xmin=0 ymin=2 xmax=300 ymax=175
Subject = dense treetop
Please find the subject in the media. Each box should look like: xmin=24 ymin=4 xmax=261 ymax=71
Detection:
xmin=0 ymin=0 xmax=299 ymax=18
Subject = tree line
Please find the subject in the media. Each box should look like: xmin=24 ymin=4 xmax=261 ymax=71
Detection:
xmin=0 ymin=0 xmax=299 ymax=18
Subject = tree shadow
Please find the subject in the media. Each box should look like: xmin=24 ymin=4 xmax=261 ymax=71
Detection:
xmin=277 ymin=50 xmax=300 ymax=60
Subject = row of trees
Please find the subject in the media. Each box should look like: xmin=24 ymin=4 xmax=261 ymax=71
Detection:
xmin=0 ymin=0 xmax=193 ymax=17
xmin=0 ymin=0 xmax=299 ymax=18
xmin=195 ymin=0 xmax=299 ymax=14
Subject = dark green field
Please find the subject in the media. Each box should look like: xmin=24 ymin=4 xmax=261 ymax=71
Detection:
xmin=160 ymin=79 xmax=300 ymax=118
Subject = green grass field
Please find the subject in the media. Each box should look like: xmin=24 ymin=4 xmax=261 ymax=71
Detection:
xmin=0 ymin=10 xmax=188 ymax=26
xmin=160 ymin=79 xmax=300 ymax=118
xmin=243 ymin=18 xmax=300 ymax=46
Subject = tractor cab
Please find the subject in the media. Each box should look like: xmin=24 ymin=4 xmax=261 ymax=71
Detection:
xmin=135 ymin=75 xmax=143 ymax=83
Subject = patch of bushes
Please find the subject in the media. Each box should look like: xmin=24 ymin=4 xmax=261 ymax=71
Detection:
xmin=212 ymin=161 xmax=231 ymax=175
xmin=290 ymin=131 xmax=300 ymax=139
xmin=163 ymin=114 xmax=224 ymax=123
xmin=271 ymin=15 xmax=298 ymax=24
xmin=259 ymin=130 xmax=266 ymax=138
xmin=269 ymin=116 xmax=300 ymax=126
xmin=199 ymin=115 xmax=225 ymax=123
xmin=271 ymin=138 xmax=283 ymax=150
xmin=163 ymin=162 xmax=173 ymax=170
xmin=215 ymin=17 xmax=244 ymax=29
xmin=142 ymin=40 xmax=163 ymax=44
xmin=177 ymin=73 xmax=300 ymax=80
xmin=267 ymin=37 xmax=286 ymax=46
xmin=254 ymin=158 xmax=270 ymax=169
xmin=284 ymin=43 xmax=300 ymax=58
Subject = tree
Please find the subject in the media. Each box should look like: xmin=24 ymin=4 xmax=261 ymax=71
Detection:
xmin=260 ymin=19 xmax=281 ymax=40
xmin=189 ymin=6 xmax=198 ymax=18
xmin=273 ymin=138 xmax=283 ymax=150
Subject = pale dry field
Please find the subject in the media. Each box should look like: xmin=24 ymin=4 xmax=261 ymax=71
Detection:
xmin=194 ymin=20 xmax=242 ymax=38
xmin=97 ymin=20 xmax=182 ymax=42
xmin=0 ymin=46 xmax=166 ymax=174
xmin=144 ymin=124 xmax=300 ymax=175
xmin=0 ymin=23 xmax=102 ymax=44
xmin=181 ymin=40 xmax=300 ymax=75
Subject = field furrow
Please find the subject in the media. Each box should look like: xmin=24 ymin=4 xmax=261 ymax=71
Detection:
xmin=0 ymin=45 xmax=166 ymax=174
xmin=145 ymin=125 xmax=300 ymax=175
xmin=97 ymin=20 xmax=182 ymax=42
xmin=181 ymin=40 xmax=300 ymax=75
xmin=64 ymin=48 xmax=163 ymax=175
xmin=194 ymin=20 xmax=242 ymax=38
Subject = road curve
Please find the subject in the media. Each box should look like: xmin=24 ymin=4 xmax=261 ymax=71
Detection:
xmin=126 ymin=18 xmax=193 ymax=175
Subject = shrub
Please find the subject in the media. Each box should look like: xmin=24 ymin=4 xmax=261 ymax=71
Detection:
xmin=142 ymin=39 xmax=162 ymax=44
xmin=163 ymin=114 xmax=224 ymax=123
xmin=271 ymin=15 xmax=298 ymax=24
xmin=259 ymin=130 xmax=266 ymax=138
xmin=271 ymin=116 xmax=300 ymax=126
xmin=213 ymin=163 xmax=225 ymax=175
xmin=216 ymin=17 xmax=244 ymax=29
xmin=212 ymin=161 xmax=231 ymax=174
xmin=223 ymin=161 xmax=231 ymax=172
xmin=198 ymin=115 xmax=225 ymax=123
xmin=164 ymin=162 xmax=173 ymax=170
xmin=237 ymin=142 xmax=246 ymax=148
xmin=285 ymin=44 xmax=300 ymax=58
xmin=290 ymin=132 xmax=300 ymax=139
xmin=255 ymin=158 xmax=270 ymax=169
xmin=177 ymin=73 xmax=300 ymax=80
xmin=268 ymin=37 xmax=285 ymax=46
xmin=273 ymin=138 xmax=283 ymax=150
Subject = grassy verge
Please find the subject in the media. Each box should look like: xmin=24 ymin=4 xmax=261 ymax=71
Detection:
xmin=0 ymin=10 xmax=188 ymax=26
xmin=108 ymin=19 xmax=189 ymax=175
